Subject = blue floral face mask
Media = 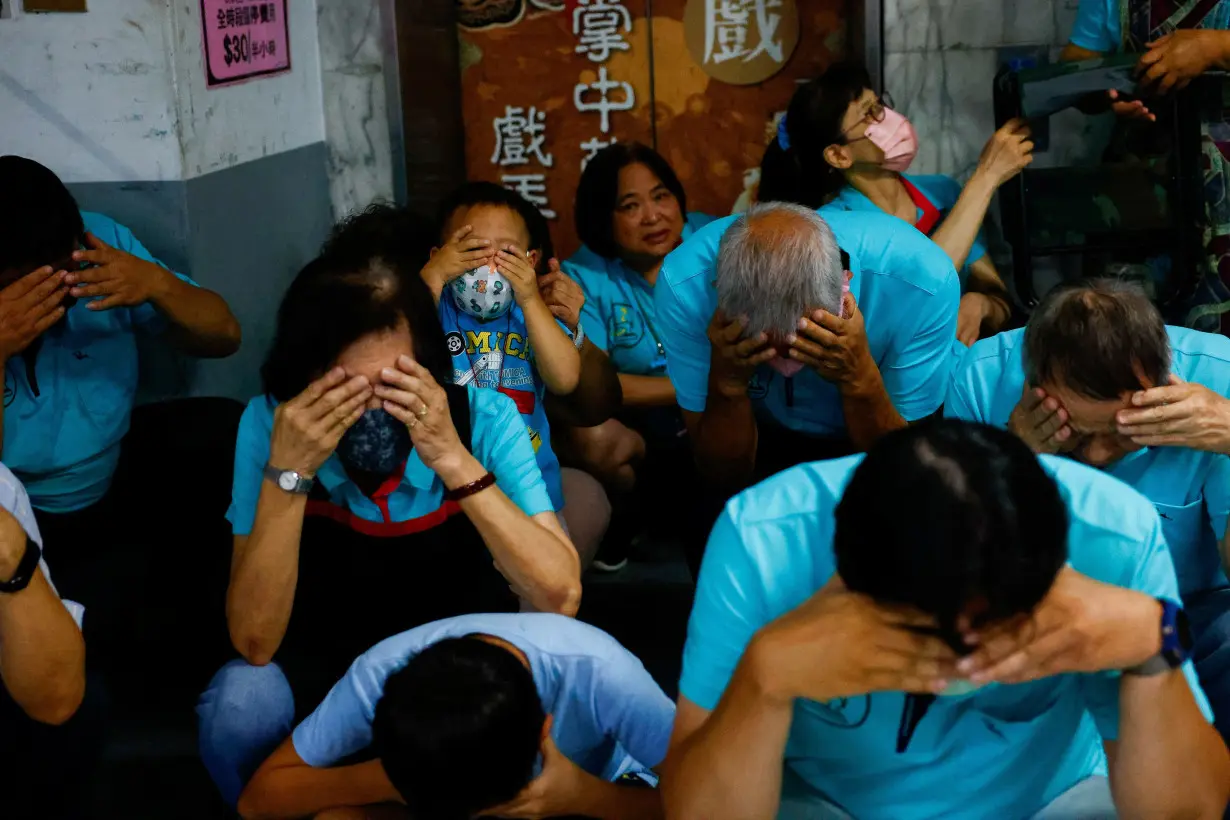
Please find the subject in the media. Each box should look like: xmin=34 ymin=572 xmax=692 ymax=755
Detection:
xmin=336 ymin=408 xmax=412 ymax=476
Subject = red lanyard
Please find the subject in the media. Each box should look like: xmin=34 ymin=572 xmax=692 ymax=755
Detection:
xmin=900 ymin=177 xmax=942 ymax=236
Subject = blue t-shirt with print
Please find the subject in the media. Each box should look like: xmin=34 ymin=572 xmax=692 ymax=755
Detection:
xmin=3 ymin=211 xmax=199 ymax=513
xmin=946 ymin=326 xmax=1230 ymax=597
xmin=292 ymin=613 xmax=677 ymax=780
xmin=437 ymin=296 xmax=564 ymax=512
xmin=681 ymin=453 xmax=1212 ymax=820
xmin=565 ymin=213 xmax=717 ymax=377
xmin=825 ymin=173 xmax=989 ymax=290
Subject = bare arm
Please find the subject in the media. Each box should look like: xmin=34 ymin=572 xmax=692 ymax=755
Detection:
xmin=618 ymin=374 xmax=676 ymax=408
xmin=226 ymin=489 xmax=307 ymax=666
xmin=438 ymin=452 xmax=581 ymax=616
xmin=567 ymin=778 xmax=664 ymax=820
xmin=928 ymin=174 xmax=999 ymax=272
xmin=684 ymin=389 xmax=759 ymax=492
xmin=238 ymin=738 xmax=401 ymax=820
xmin=0 ymin=566 xmax=85 ymax=726
xmin=152 ymin=276 xmax=243 ymax=358
xmin=1108 ymin=672 xmax=1230 ymax=818
xmin=839 ymin=364 xmax=908 ymax=451
xmin=522 ymin=297 xmax=582 ymax=395
xmin=661 ymin=665 xmax=793 ymax=820
xmin=1061 ymin=43 xmax=1104 ymax=62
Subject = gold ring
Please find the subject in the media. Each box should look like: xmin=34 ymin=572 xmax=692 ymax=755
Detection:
xmin=417 ymin=406 xmax=429 ymax=418
xmin=408 ymin=417 xmax=418 ymax=429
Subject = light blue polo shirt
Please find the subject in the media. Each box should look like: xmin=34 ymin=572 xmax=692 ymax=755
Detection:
xmin=227 ymin=385 xmax=553 ymax=535
xmin=1070 ymin=0 xmax=1230 ymax=52
xmin=824 ymin=174 xmax=989 ymax=290
xmin=681 ymin=454 xmax=1211 ymax=820
xmin=3 ymin=211 xmax=197 ymax=513
xmin=292 ymin=613 xmax=676 ymax=781
xmin=946 ymin=326 xmax=1230 ymax=597
xmin=438 ymin=297 xmax=564 ymax=512
xmin=564 ymin=213 xmax=717 ymax=377
xmin=654 ymin=209 xmax=960 ymax=437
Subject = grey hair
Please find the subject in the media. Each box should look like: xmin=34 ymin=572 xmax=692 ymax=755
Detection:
xmin=715 ymin=202 xmax=844 ymax=338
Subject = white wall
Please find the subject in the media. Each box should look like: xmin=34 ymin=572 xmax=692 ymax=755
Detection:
xmin=0 ymin=2 xmax=183 ymax=182
xmin=167 ymin=0 xmax=326 ymax=178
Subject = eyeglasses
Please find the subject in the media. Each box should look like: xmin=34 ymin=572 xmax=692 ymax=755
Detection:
xmin=841 ymin=92 xmax=894 ymax=138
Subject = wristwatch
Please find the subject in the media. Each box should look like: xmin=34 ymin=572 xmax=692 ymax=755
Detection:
xmin=264 ymin=464 xmax=315 ymax=495
xmin=1125 ymin=598 xmax=1192 ymax=676
xmin=570 ymin=322 xmax=586 ymax=350
xmin=0 ymin=534 xmax=42 ymax=594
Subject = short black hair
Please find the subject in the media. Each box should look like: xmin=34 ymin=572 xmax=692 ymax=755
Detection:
xmin=374 ymin=636 xmax=546 ymax=820
xmin=261 ymin=204 xmax=452 ymax=402
xmin=1024 ymin=279 xmax=1170 ymax=400
xmin=0 ymin=155 xmax=85 ymax=276
xmin=435 ymin=181 xmax=554 ymax=274
xmin=834 ymin=420 xmax=1068 ymax=646
xmin=759 ymin=61 xmax=874 ymax=209
xmin=574 ymin=142 xmax=688 ymax=260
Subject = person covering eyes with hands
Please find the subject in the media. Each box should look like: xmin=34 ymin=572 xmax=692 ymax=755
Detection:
xmin=197 ymin=205 xmax=580 ymax=810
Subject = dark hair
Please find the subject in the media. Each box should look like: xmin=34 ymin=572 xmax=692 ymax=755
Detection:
xmin=260 ymin=204 xmax=452 ymax=401
xmin=374 ymin=636 xmax=546 ymax=820
xmin=436 ymin=181 xmax=554 ymax=275
xmin=574 ymin=142 xmax=688 ymax=260
xmin=758 ymin=62 xmax=874 ymax=209
xmin=834 ymin=420 xmax=1068 ymax=646
xmin=0 ymin=155 xmax=85 ymax=275
xmin=1024 ymin=279 xmax=1170 ymax=400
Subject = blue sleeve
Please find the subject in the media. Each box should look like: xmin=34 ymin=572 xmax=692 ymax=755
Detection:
xmin=87 ymin=214 xmax=200 ymax=331
xmin=470 ymin=390 xmax=554 ymax=517
xmin=1203 ymin=456 xmax=1230 ymax=555
xmin=291 ymin=653 xmax=389 ymax=767
xmin=565 ymin=261 xmax=611 ymax=353
xmin=1081 ymin=515 xmax=1214 ymax=740
xmin=226 ymin=400 xmax=274 ymax=537
xmin=592 ymin=652 xmax=677 ymax=769
xmin=943 ymin=347 xmax=989 ymax=423
xmin=678 ymin=510 xmax=772 ymax=711
xmin=881 ymin=272 xmax=962 ymax=422
xmin=1069 ymin=0 xmax=1118 ymax=52
xmin=655 ymin=264 xmax=713 ymax=415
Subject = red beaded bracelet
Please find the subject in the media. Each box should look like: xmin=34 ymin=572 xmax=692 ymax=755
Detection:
xmin=445 ymin=471 xmax=497 ymax=502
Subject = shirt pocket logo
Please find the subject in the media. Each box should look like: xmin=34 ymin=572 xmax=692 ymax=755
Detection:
xmin=608 ymin=303 xmax=643 ymax=348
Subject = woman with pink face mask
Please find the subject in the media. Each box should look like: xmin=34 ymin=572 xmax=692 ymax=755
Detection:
xmin=760 ymin=62 xmax=1034 ymax=347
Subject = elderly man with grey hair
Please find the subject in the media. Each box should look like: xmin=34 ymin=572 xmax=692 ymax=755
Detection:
xmin=0 ymin=462 xmax=101 ymax=818
xmin=947 ymin=278 xmax=1230 ymax=751
xmin=653 ymin=202 xmax=960 ymax=498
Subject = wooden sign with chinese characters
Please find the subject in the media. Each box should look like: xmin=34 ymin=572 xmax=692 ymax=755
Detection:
xmin=683 ymin=0 xmax=800 ymax=85
xmin=458 ymin=0 xmax=844 ymax=256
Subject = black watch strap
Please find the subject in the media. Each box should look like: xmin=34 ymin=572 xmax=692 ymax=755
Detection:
xmin=0 ymin=534 xmax=41 ymax=593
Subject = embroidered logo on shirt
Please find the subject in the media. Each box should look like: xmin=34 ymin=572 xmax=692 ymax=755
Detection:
xmin=747 ymin=371 xmax=771 ymax=400
xmin=609 ymin=303 xmax=643 ymax=348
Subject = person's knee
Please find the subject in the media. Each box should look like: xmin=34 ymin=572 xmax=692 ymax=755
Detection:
xmin=566 ymin=422 xmax=645 ymax=490
xmin=198 ymin=659 xmax=295 ymax=743
xmin=560 ymin=468 xmax=612 ymax=567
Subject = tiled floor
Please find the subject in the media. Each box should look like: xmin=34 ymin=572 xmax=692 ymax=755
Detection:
xmin=88 ymin=544 xmax=696 ymax=818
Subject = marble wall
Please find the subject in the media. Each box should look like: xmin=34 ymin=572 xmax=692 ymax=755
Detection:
xmin=317 ymin=0 xmax=395 ymax=221
xmin=883 ymin=0 xmax=1091 ymax=179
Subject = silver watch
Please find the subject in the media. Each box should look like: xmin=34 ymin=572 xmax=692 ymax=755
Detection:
xmin=571 ymin=321 xmax=586 ymax=350
xmin=264 ymin=464 xmax=314 ymax=495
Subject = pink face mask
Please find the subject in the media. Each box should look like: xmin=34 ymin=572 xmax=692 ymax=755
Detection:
xmin=767 ymin=276 xmax=851 ymax=378
xmin=864 ymin=107 xmax=918 ymax=173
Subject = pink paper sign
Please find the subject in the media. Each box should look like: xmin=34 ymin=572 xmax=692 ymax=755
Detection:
xmin=200 ymin=0 xmax=290 ymax=88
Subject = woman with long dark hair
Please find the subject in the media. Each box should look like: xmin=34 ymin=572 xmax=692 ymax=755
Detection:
xmin=759 ymin=62 xmax=1033 ymax=346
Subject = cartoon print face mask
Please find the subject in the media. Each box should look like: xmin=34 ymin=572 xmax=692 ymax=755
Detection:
xmin=452 ymin=265 xmax=514 ymax=320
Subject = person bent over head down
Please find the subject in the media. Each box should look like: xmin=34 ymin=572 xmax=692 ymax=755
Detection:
xmin=663 ymin=420 xmax=1229 ymax=820
xmin=237 ymin=614 xmax=675 ymax=820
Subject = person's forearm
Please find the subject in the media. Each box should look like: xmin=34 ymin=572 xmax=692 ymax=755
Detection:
xmin=567 ymin=774 xmax=665 ymax=820
xmin=545 ymin=341 xmax=622 ymax=427
xmin=928 ymin=175 xmax=997 ymax=272
xmin=227 ymin=484 xmax=307 ymax=665
xmin=523 ymin=299 xmax=581 ymax=395
xmin=238 ymin=760 xmax=399 ymax=820
xmin=439 ymin=453 xmax=581 ymax=615
xmin=619 ymin=374 xmax=676 ymax=407
xmin=839 ymin=363 xmax=907 ymax=451
xmin=1110 ymin=671 xmax=1230 ymax=818
xmin=151 ymin=273 xmax=241 ymax=357
xmin=662 ymin=645 xmax=793 ymax=820
xmin=693 ymin=387 xmax=759 ymax=490
xmin=0 ymin=570 xmax=85 ymax=725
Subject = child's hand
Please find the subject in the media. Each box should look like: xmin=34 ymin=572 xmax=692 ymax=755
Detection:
xmin=495 ymin=244 xmax=540 ymax=307
xmin=421 ymin=225 xmax=493 ymax=294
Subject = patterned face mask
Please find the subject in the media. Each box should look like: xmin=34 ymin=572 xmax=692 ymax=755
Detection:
xmin=451 ymin=265 xmax=514 ymax=320
xmin=336 ymin=408 xmax=412 ymax=476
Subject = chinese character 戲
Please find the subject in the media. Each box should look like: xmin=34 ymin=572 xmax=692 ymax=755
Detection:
xmin=491 ymin=106 xmax=554 ymax=168
xmin=574 ymin=67 xmax=635 ymax=134
xmin=573 ymin=0 xmax=632 ymax=63
xmin=704 ymin=0 xmax=785 ymax=65
xmin=502 ymin=175 xmax=557 ymax=220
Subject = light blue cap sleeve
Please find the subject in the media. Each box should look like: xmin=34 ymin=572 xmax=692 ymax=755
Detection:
xmin=655 ymin=259 xmax=717 ymax=415
xmin=470 ymin=388 xmax=554 ymax=518
xmin=227 ymin=399 xmax=275 ymax=537
xmin=292 ymin=651 xmax=390 ymax=767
